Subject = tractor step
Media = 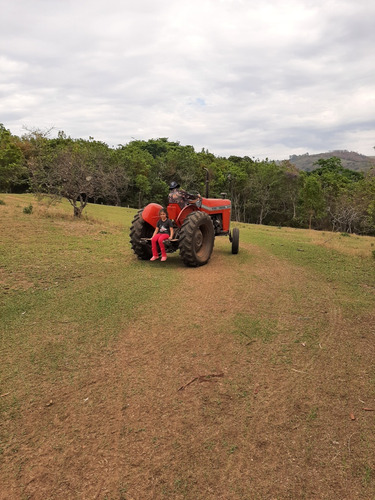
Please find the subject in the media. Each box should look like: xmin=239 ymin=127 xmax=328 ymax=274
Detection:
xmin=140 ymin=238 xmax=178 ymax=243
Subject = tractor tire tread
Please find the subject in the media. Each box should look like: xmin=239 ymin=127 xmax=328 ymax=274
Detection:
xmin=179 ymin=211 xmax=215 ymax=267
xmin=130 ymin=210 xmax=153 ymax=260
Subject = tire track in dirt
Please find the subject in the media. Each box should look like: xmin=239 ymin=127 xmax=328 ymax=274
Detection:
xmin=95 ymin=249 xmax=242 ymax=499
xmin=228 ymin=242 xmax=375 ymax=500
xmin=103 ymin=240 xmax=357 ymax=499
xmin=11 ymin=238 xmax=371 ymax=500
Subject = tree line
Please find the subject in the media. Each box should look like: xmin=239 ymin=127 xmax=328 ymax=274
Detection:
xmin=1 ymin=124 xmax=374 ymax=235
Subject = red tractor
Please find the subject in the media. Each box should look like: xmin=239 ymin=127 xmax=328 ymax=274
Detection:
xmin=130 ymin=185 xmax=239 ymax=267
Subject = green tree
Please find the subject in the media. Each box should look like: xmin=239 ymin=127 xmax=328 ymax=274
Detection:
xmin=279 ymin=160 xmax=303 ymax=222
xmin=158 ymin=144 xmax=203 ymax=193
xmin=225 ymin=161 xmax=249 ymax=222
xmin=300 ymin=175 xmax=325 ymax=229
xmin=135 ymin=174 xmax=151 ymax=208
xmin=361 ymin=169 xmax=375 ymax=234
xmin=114 ymin=143 xmax=154 ymax=207
xmin=25 ymin=130 xmax=115 ymax=217
xmin=0 ymin=124 xmax=25 ymax=192
xmin=248 ymin=161 xmax=283 ymax=225
xmin=311 ymin=157 xmax=364 ymax=230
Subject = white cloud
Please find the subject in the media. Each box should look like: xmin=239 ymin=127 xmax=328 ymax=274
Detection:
xmin=1 ymin=0 xmax=375 ymax=159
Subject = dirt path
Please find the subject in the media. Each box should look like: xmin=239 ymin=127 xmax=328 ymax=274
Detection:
xmin=4 ymin=239 xmax=375 ymax=499
xmin=110 ymin=242 xmax=374 ymax=500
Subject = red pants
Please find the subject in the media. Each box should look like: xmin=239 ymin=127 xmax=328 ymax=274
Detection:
xmin=151 ymin=233 xmax=169 ymax=258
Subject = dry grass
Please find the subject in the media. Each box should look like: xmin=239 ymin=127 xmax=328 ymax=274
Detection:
xmin=1 ymin=195 xmax=375 ymax=500
xmin=311 ymin=230 xmax=375 ymax=258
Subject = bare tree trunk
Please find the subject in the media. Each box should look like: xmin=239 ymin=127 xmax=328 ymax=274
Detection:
xmin=259 ymin=206 xmax=264 ymax=225
xmin=73 ymin=205 xmax=82 ymax=217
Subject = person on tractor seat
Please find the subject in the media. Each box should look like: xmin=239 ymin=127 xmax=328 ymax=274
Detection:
xmin=168 ymin=181 xmax=202 ymax=209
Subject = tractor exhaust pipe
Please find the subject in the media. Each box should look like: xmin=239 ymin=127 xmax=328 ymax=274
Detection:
xmin=204 ymin=168 xmax=209 ymax=198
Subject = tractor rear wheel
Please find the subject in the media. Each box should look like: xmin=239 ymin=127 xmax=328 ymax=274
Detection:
xmin=129 ymin=210 xmax=154 ymax=260
xmin=179 ymin=211 xmax=215 ymax=267
xmin=231 ymin=227 xmax=239 ymax=254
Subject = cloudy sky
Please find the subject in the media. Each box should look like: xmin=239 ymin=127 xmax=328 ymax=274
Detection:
xmin=1 ymin=0 xmax=375 ymax=160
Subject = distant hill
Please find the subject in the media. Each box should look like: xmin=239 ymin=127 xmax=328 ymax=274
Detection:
xmin=285 ymin=150 xmax=375 ymax=172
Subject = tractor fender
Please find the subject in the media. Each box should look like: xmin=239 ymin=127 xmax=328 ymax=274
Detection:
xmin=141 ymin=203 xmax=163 ymax=228
xmin=176 ymin=204 xmax=197 ymax=227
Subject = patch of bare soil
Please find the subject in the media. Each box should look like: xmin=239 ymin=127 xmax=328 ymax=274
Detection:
xmin=2 ymin=241 xmax=375 ymax=499
xmin=0 ymin=268 xmax=35 ymax=292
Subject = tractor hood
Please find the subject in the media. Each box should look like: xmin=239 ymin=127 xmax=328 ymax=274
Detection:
xmin=142 ymin=203 xmax=163 ymax=227
xmin=200 ymin=197 xmax=231 ymax=211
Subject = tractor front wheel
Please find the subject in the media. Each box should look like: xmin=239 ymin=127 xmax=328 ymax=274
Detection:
xmin=179 ymin=211 xmax=215 ymax=267
xmin=129 ymin=210 xmax=154 ymax=260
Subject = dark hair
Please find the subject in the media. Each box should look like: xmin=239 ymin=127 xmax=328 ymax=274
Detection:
xmin=159 ymin=207 xmax=168 ymax=217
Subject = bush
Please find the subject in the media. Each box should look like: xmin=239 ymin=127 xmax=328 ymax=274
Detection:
xmin=0 ymin=199 xmax=5 ymax=205
xmin=23 ymin=204 xmax=33 ymax=214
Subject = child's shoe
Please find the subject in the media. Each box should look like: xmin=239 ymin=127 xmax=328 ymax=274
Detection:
xmin=161 ymin=256 xmax=167 ymax=262
xmin=150 ymin=256 xmax=158 ymax=261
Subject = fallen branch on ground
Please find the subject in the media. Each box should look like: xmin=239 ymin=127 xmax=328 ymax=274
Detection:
xmin=291 ymin=368 xmax=308 ymax=374
xmin=178 ymin=373 xmax=224 ymax=391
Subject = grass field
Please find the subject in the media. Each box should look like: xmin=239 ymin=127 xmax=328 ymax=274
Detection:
xmin=1 ymin=193 xmax=375 ymax=500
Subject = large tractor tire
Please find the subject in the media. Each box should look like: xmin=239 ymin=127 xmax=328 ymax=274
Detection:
xmin=231 ymin=227 xmax=239 ymax=254
xmin=179 ymin=211 xmax=215 ymax=267
xmin=129 ymin=210 xmax=154 ymax=260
